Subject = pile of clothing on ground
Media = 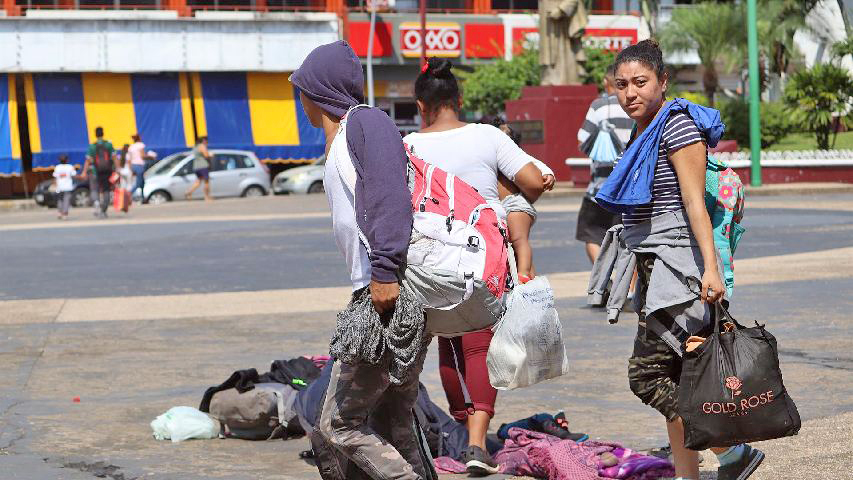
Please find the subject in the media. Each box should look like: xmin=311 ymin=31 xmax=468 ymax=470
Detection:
xmin=151 ymin=355 xmax=674 ymax=480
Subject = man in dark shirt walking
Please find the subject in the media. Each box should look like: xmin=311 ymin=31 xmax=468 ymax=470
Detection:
xmin=82 ymin=126 xmax=117 ymax=219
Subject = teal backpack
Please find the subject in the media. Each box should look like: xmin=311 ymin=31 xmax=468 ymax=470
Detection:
xmin=705 ymin=155 xmax=746 ymax=297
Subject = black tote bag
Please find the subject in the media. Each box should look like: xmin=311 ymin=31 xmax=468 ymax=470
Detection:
xmin=678 ymin=303 xmax=801 ymax=450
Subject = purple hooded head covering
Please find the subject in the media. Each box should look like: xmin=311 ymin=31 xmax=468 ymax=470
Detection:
xmin=290 ymin=40 xmax=365 ymax=118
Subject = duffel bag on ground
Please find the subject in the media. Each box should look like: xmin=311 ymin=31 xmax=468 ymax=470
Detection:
xmin=208 ymin=382 xmax=303 ymax=440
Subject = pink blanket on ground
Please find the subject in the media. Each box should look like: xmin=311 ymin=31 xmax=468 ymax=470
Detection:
xmin=436 ymin=428 xmax=674 ymax=480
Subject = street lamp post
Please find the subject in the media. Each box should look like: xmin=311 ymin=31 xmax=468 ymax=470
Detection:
xmin=420 ymin=0 xmax=426 ymax=69
xmin=366 ymin=0 xmax=383 ymax=107
xmin=747 ymin=0 xmax=762 ymax=186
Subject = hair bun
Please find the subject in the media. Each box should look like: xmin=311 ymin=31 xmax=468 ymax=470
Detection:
xmin=427 ymin=57 xmax=453 ymax=78
xmin=636 ymin=38 xmax=661 ymax=53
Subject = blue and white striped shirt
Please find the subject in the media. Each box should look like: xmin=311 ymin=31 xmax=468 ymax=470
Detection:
xmin=620 ymin=112 xmax=706 ymax=227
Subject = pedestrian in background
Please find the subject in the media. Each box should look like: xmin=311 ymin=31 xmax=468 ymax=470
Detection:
xmin=576 ymin=64 xmax=633 ymax=264
xmin=82 ymin=126 xmax=117 ymax=219
xmin=127 ymin=134 xmax=147 ymax=203
xmin=115 ymin=144 xmax=133 ymax=214
xmin=52 ymin=154 xmax=76 ymax=220
xmin=185 ymin=136 xmax=212 ymax=201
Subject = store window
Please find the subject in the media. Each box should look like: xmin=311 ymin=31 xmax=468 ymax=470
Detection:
xmin=348 ymin=0 xmax=468 ymax=11
xmin=491 ymin=0 xmax=536 ymax=11
xmin=186 ymin=0 xmax=323 ymax=10
xmin=17 ymin=0 xmax=159 ymax=8
xmin=490 ymin=0 xmax=634 ymax=13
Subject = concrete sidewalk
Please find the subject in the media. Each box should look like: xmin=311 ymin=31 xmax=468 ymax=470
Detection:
xmin=4 ymin=245 xmax=851 ymax=324
xmin=3 ymin=181 xmax=853 ymax=215
xmin=543 ymin=181 xmax=853 ymax=198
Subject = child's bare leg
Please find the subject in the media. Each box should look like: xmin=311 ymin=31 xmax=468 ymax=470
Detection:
xmin=507 ymin=211 xmax=535 ymax=279
xmin=497 ymin=173 xmax=518 ymax=200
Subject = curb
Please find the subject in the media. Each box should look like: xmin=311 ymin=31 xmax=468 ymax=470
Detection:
xmin=541 ymin=182 xmax=853 ymax=199
xmin=743 ymin=183 xmax=853 ymax=196
xmin=0 ymin=199 xmax=40 ymax=213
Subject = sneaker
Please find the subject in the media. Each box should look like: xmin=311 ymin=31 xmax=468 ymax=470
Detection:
xmin=463 ymin=445 xmax=499 ymax=476
xmin=717 ymin=445 xmax=764 ymax=480
xmin=539 ymin=418 xmax=588 ymax=442
xmin=647 ymin=444 xmax=703 ymax=465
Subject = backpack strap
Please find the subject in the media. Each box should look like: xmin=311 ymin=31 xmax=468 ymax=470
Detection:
xmin=448 ymin=340 xmax=474 ymax=413
xmin=445 ymin=172 xmax=456 ymax=233
xmin=506 ymin=244 xmax=520 ymax=286
xmin=418 ymin=164 xmax=437 ymax=212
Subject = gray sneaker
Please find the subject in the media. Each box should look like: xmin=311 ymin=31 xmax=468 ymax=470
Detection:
xmin=462 ymin=445 xmax=499 ymax=476
xmin=717 ymin=445 xmax=765 ymax=480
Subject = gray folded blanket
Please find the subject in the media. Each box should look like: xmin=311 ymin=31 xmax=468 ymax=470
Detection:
xmin=329 ymin=285 xmax=426 ymax=385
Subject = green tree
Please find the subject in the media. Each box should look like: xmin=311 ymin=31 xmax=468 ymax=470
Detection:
xmin=759 ymin=0 xmax=817 ymax=77
xmin=659 ymin=2 xmax=743 ymax=107
xmin=719 ymin=99 xmax=794 ymax=149
xmin=460 ymin=49 xmax=540 ymax=116
xmin=832 ymin=35 xmax=853 ymax=60
xmin=582 ymin=47 xmax=618 ymax=91
xmin=784 ymin=63 xmax=853 ymax=149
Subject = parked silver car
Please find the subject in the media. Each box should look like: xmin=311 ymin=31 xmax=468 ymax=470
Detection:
xmin=272 ymin=156 xmax=325 ymax=194
xmin=143 ymin=149 xmax=271 ymax=204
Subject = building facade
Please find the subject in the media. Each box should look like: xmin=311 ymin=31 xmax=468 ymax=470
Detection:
xmin=0 ymin=0 xmax=644 ymax=194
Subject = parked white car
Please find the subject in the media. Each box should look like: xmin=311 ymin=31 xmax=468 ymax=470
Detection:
xmin=143 ymin=149 xmax=271 ymax=204
xmin=272 ymin=156 xmax=325 ymax=194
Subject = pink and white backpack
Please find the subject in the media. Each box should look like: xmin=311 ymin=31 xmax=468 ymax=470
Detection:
xmin=404 ymin=144 xmax=509 ymax=308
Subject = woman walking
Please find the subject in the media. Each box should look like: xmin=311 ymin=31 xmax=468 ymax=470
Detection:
xmin=185 ymin=136 xmax=212 ymax=201
xmin=593 ymin=40 xmax=764 ymax=480
xmin=127 ymin=134 xmax=147 ymax=202
xmin=403 ymin=58 xmax=547 ymax=476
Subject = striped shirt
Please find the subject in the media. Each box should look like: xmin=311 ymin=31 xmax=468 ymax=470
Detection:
xmin=577 ymin=94 xmax=634 ymax=148
xmin=620 ymin=112 xmax=706 ymax=228
xmin=577 ymin=94 xmax=634 ymax=197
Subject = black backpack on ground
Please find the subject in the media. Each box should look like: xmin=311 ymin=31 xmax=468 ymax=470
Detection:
xmin=94 ymin=142 xmax=113 ymax=174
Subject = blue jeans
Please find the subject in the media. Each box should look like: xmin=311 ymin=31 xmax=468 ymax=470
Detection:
xmin=131 ymin=164 xmax=145 ymax=199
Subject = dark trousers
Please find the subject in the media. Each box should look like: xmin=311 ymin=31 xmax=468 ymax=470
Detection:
xmin=96 ymin=176 xmax=111 ymax=214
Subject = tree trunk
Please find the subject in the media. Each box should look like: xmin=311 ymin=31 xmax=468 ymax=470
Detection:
xmin=703 ymin=65 xmax=719 ymax=107
xmin=816 ymin=126 xmax=830 ymax=150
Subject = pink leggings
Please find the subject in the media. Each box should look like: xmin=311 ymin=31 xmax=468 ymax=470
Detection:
xmin=438 ymin=329 xmax=498 ymax=422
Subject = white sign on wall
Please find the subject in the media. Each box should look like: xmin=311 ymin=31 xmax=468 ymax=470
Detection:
xmin=399 ymin=22 xmax=461 ymax=58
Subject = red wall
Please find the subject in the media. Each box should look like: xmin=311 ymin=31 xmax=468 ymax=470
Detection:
xmin=505 ymin=85 xmax=599 ymax=181
xmin=567 ymin=165 xmax=853 ymax=187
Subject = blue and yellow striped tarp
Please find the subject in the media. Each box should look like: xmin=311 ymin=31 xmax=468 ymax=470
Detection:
xmin=194 ymin=72 xmax=325 ymax=163
xmin=26 ymin=72 xmax=324 ymax=171
xmin=27 ymin=73 xmax=192 ymax=170
xmin=0 ymin=74 xmax=22 ymax=176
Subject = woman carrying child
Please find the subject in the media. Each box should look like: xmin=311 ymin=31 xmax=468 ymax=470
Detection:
xmin=403 ymin=57 xmax=551 ymax=475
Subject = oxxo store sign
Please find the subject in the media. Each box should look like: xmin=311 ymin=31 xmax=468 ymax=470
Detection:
xmin=347 ymin=13 xmax=643 ymax=62
xmin=400 ymin=22 xmax=461 ymax=58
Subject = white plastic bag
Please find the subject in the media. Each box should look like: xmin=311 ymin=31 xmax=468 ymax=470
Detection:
xmin=151 ymin=406 xmax=219 ymax=443
xmin=487 ymin=276 xmax=569 ymax=390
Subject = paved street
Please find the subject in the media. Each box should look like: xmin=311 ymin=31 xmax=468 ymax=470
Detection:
xmin=1 ymin=193 xmax=852 ymax=479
